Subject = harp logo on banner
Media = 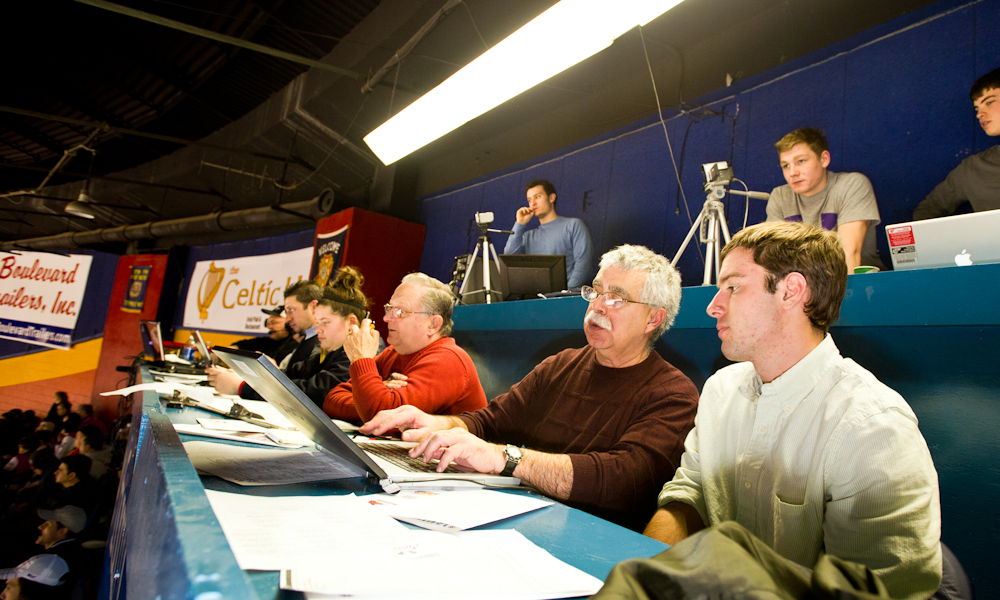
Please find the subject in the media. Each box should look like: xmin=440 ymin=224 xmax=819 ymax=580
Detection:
xmin=197 ymin=262 xmax=225 ymax=320
xmin=0 ymin=251 xmax=93 ymax=350
xmin=182 ymin=247 xmax=312 ymax=333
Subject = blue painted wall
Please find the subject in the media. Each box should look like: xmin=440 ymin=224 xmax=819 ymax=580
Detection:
xmin=417 ymin=0 xmax=1000 ymax=288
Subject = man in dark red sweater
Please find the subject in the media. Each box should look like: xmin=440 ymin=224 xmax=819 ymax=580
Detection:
xmin=323 ymin=273 xmax=487 ymax=423
xmin=362 ymin=246 xmax=699 ymax=531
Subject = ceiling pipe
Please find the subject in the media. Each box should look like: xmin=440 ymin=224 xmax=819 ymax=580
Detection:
xmin=0 ymin=189 xmax=336 ymax=253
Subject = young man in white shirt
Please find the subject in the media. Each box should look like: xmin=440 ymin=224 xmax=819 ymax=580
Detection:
xmin=645 ymin=221 xmax=941 ymax=600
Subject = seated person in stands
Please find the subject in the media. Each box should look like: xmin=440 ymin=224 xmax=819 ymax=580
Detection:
xmin=52 ymin=420 xmax=78 ymax=461
xmin=8 ymin=449 xmax=59 ymax=514
xmin=46 ymin=393 xmax=71 ymax=425
xmin=71 ymin=404 xmax=105 ymax=438
xmin=209 ymin=268 xmax=380 ymax=406
xmin=504 ymin=179 xmax=594 ymax=289
xmin=72 ymin=427 xmax=109 ymax=479
xmin=45 ymin=456 xmax=97 ymax=514
xmin=644 ymin=222 xmax=940 ymax=600
xmin=1 ymin=554 xmax=72 ymax=600
xmin=3 ymin=437 xmax=36 ymax=478
xmin=233 ymin=307 xmax=297 ymax=363
xmin=362 ymin=247 xmax=699 ymax=531
xmin=766 ymin=127 xmax=882 ymax=271
xmin=35 ymin=505 xmax=86 ymax=591
xmin=913 ymin=66 xmax=1000 ymax=219
xmin=323 ymin=273 xmax=488 ymax=423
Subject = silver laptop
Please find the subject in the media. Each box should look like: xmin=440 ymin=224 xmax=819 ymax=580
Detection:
xmin=885 ymin=208 xmax=1000 ymax=270
xmin=212 ymin=346 xmax=520 ymax=489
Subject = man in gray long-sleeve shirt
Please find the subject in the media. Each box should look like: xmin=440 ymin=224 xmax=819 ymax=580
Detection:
xmin=504 ymin=179 xmax=594 ymax=288
xmin=913 ymin=66 xmax=1000 ymax=220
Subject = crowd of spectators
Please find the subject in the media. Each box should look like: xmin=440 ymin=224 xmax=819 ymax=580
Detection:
xmin=1 ymin=393 xmax=122 ymax=600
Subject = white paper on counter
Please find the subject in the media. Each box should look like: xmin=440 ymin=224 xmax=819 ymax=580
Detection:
xmin=204 ymin=491 xmax=422 ymax=571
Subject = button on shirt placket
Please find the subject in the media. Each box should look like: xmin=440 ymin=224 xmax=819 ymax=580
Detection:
xmin=735 ymin=379 xmax=783 ymax=531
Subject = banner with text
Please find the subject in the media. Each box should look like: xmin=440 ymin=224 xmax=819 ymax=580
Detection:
xmin=182 ymin=247 xmax=312 ymax=334
xmin=0 ymin=252 xmax=94 ymax=350
xmin=312 ymin=225 xmax=348 ymax=287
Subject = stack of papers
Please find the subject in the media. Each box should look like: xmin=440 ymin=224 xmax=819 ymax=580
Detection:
xmin=204 ymin=490 xmax=602 ymax=599
xmin=184 ymin=441 xmax=358 ymax=485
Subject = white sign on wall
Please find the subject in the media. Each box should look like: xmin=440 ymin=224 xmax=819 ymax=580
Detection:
xmin=182 ymin=247 xmax=312 ymax=334
xmin=0 ymin=251 xmax=93 ymax=350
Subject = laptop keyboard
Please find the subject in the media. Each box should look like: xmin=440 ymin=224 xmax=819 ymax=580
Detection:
xmin=357 ymin=442 xmax=461 ymax=474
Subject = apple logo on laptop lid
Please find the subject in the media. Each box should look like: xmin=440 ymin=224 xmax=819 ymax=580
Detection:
xmin=955 ymin=249 xmax=973 ymax=266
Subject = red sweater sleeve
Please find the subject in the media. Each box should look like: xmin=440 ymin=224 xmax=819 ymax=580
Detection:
xmin=323 ymin=338 xmax=487 ymax=423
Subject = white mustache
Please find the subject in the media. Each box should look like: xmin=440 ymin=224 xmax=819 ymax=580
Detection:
xmin=585 ymin=311 xmax=612 ymax=331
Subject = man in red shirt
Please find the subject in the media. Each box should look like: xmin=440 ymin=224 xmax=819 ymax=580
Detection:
xmin=323 ymin=273 xmax=487 ymax=423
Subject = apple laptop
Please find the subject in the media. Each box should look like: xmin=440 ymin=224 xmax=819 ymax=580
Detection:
xmin=211 ymin=346 xmax=520 ymax=488
xmin=885 ymin=209 xmax=1000 ymax=271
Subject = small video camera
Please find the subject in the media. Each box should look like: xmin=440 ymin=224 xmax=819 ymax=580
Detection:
xmin=702 ymin=161 xmax=734 ymax=189
xmin=475 ymin=212 xmax=494 ymax=227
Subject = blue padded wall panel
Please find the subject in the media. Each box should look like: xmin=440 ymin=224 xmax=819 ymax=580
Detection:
xmin=741 ymin=56 xmax=847 ymax=194
xmin=418 ymin=185 xmax=483 ymax=280
xmin=603 ymin=125 xmax=674 ymax=265
xmin=844 ymin=7 xmax=975 ymax=237
xmin=480 ymin=172 xmax=523 ymax=254
xmin=974 ymin=0 xmax=1000 ymax=153
xmin=556 ymin=143 xmax=615 ymax=265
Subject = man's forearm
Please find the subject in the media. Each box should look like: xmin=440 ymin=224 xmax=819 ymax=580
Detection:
xmin=643 ymin=502 xmax=705 ymax=545
xmin=514 ymin=450 xmax=573 ymax=500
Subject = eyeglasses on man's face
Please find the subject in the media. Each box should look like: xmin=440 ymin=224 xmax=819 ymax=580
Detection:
xmin=580 ymin=286 xmax=655 ymax=310
xmin=383 ymin=304 xmax=432 ymax=319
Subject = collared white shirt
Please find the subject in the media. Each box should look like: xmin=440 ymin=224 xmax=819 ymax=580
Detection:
xmin=659 ymin=335 xmax=941 ymax=600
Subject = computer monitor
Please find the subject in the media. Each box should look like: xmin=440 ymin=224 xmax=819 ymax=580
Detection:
xmin=498 ymin=254 xmax=567 ymax=300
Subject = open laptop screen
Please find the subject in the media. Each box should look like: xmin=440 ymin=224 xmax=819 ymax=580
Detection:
xmin=211 ymin=346 xmax=383 ymax=482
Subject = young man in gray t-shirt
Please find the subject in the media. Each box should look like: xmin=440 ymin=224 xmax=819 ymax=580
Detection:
xmin=765 ymin=127 xmax=882 ymax=271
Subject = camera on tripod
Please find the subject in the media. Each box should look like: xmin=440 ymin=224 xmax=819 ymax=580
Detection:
xmin=474 ymin=212 xmax=494 ymax=228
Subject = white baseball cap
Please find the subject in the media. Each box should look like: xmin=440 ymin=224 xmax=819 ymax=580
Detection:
xmin=0 ymin=554 xmax=69 ymax=586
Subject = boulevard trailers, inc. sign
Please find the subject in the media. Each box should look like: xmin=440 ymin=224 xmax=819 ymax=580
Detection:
xmin=0 ymin=252 xmax=93 ymax=350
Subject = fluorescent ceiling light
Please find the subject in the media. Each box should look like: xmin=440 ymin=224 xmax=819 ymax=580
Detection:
xmin=363 ymin=0 xmax=684 ymax=165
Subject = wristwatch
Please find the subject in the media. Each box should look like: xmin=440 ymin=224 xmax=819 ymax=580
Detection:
xmin=501 ymin=444 xmax=523 ymax=476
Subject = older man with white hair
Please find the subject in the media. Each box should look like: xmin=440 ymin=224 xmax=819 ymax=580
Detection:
xmin=362 ymin=245 xmax=699 ymax=531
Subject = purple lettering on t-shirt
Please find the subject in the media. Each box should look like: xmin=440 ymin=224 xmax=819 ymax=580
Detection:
xmin=784 ymin=215 xmax=803 ymax=223
xmin=821 ymin=213 xmax=838 ymax=230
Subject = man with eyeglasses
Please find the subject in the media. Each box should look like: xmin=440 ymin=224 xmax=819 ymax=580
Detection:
xmin=322 ymin=273 xmax=487 ymax=423
xmin=361 ymin=245 xmax=699 ymax=531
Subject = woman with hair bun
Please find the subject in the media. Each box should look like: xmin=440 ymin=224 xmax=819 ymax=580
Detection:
xmin=212 ymin=266 xmax=383 ymax=407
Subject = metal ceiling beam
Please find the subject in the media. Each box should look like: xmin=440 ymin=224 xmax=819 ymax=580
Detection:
xmin=0 ymin=208 xmax=95 ymax=221
xmin=0 ymin=190 xmax=338 ymax=251
xmin=0 ymin=161 xmax=225 ymax=197
xmin=9 ymin=193 xmax=159 ymax=215
xmin=74 ymin=0 xmax=361 ymax=80
xmin=0 ymin=105 xmax=316 ymax=170
xmin=361 ymin=0 xmax=463 ymax=94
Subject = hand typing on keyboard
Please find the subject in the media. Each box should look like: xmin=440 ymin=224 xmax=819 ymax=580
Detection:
xmin=410 ymin=428 xmax=506 ymax=475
